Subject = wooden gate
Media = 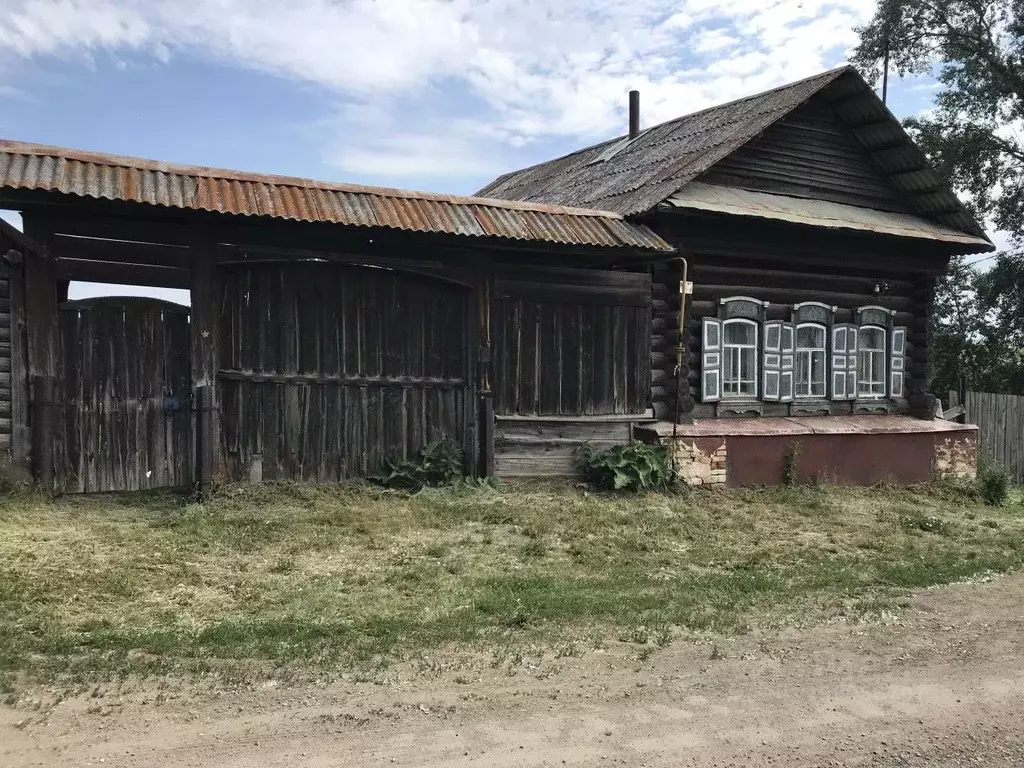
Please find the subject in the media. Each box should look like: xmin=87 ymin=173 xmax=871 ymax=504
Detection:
xmin=217 ymin=260 xmax=472 ymax=482
xmin=58 ymin=297 xmax=192 ymax=492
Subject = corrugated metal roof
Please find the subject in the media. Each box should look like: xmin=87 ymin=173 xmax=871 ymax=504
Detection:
xmin=0 ymin=140 xmax=673 ymax=253
xmin=476 ymin=66 xmax=989 ymax=243
xmin=668 ymin=182 xmax=992 ymax=247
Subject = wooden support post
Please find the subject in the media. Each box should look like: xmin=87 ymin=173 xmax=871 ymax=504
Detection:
xmin=475 ymin=263 xmax=495 ymax=477
xmin=21 ymin=217 xmax=61 ymax=482
xmin=31 ymin=374 xmax=55 ymax=489
xmin=190 ymin=234 xmax=220 ymax=488
xmin=196 ymin=384 xmax=215 ymax=498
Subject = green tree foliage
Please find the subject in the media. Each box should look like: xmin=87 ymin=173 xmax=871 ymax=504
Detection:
xmin=854 ymin=0 xmax=1024 ymax=395
xmin=853 ymin=0 xmax=1024 ymax=234
xmin=932 ymin=254 xmax=1024 ymax=396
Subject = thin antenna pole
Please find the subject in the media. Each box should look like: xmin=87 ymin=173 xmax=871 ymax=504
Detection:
xmin=882 ymin=25 xmax=891 ymax=104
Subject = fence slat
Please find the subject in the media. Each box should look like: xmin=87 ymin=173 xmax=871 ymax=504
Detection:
xmin=965 ymin=390 xmax=1024 ymax=482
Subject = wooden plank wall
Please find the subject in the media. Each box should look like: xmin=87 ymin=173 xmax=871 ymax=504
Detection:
xmin=492 ymin=265 xmax=651 ymax=477
xmin=217 ymin=261 xmax=472 ymax=482
xmin=58 ymin=298 xmax=192 ymax=492
xmin=697 ymin=99 xmax=911 ymax=213
xmin=653 ymin=213 xmax=945 ymax=421
xmin=494 ymin=418 xmax=634 ymax=477
xmin=965 ymin=391 xmax=1024 ymax=481
xmin=0 ymin=262 xmax=15 ymax=451
xmin=492 ymin=265 xmax=651 ymax=417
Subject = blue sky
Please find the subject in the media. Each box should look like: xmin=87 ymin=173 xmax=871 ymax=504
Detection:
xmin=0 ymin=0 xmax=994 ymax=301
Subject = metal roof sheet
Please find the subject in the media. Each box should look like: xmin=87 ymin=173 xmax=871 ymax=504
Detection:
xmin=0 ymin=140 xmax=673 ymax=253
xmin=476 ymin=66 xmax=989 ymax=243
xmin=667 ymin=182 xmax=992 ymax=247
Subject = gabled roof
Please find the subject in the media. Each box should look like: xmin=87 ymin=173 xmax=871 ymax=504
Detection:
xmin=476 ymin=66 xmax=988 ymax=242
xmin=0 ymin=140 xmax=673 ymax=253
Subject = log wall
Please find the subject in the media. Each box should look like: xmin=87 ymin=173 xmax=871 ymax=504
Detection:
xmin=650 ymin=212 xmax=952 ymax=421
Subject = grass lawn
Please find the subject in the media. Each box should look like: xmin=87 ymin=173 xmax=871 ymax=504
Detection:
xmin=1 ymin=480 xmax=1022 ymax=689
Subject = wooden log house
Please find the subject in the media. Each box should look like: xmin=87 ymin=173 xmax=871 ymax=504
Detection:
xmin=478 ymin=65 xmax=991 ymax=485
xmin=0 ymin=65 xmax=994 ymax=490
xmin=0 ymin=145 xmax=671 ymax=492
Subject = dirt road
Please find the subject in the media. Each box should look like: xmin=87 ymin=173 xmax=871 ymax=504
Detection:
xmin=4 ymin=573 xmax=1024 ymax=767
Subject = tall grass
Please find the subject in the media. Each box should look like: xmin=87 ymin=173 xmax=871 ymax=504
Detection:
xmin=0 ymin=481 xmax=1021 ymax=685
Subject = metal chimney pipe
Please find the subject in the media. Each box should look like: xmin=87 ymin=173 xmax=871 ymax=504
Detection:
xmin=628 ymin=90 xmax=640 ymax=139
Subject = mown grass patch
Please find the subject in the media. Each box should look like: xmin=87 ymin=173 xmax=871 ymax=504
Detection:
xmin=0 ymin=480 xmax=1021 ymax=685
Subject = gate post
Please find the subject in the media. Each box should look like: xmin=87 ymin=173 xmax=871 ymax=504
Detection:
xmin=196 ymin=384 xmax=215 ymax=498
xmin=31 ymin=374 xmax=56 ymax=489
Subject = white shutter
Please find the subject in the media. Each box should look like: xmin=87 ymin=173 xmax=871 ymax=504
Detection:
xmin=780 ymin=323 xmax=795 ymax=403
xmin=831 ymin=324 xmax=858 ymax=401
xmin=890 ymin=326 xmax=907 ymax=398
xmin=831 ymin=325 xmax=847 ymax=400
xmin=702 ymin=318 xmax=722 ymax=402
xmin=762 ymin=320 xmax=782 ymax=401
xmin=846 ymin=326 xmax=859 ymax=400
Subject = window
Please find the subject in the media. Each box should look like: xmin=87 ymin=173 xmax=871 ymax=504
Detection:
xmin=795 ymin=324 xmax=826 ymax=398
xmin=858 ymin=326 xmax=886 ymax=398
xmin=722 ymin=319 xmax=757 ymax=397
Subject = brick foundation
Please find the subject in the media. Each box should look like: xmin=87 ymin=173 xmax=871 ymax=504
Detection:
xmin=637 ymin=415 xmax=979 ymax=488
xmin=934 ymin=436 xmax=977 ymax=480
xmin=671 ymin=439 xmax=727 ymax=486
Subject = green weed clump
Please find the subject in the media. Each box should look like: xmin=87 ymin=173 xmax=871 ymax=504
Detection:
xmin=371 ymin=440 xmax=464 ymax=491
xmin=975 ymin=463 xmax=1011 ymax=506
xmin=575 ymin=442 xmax=675 ymax=492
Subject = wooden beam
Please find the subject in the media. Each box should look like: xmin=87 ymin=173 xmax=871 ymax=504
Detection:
xmin=55 ymin=258 xmax=191 ymax=288
xmin=52 ymin=234 xmax=191 ymax=268
xmin=26 ymin=211 xmax=191 ymax=246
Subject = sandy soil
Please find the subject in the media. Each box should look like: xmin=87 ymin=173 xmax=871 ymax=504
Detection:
xmin=4 ymin=573 xmax=1024 ymax=768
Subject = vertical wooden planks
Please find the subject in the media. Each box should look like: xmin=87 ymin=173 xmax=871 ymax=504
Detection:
xmin=492 ymin=267 xmax=651 ymax=418
xmin=7 ymin=257 xmax=29 ymax=468
xmin=213 ymin=261 xmax=472 ymax=483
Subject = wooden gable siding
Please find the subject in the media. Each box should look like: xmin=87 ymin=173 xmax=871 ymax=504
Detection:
xmin=649 ymin=212 xmax=945 ymax=422
xmin=697 ymin=100 xmax=910 ymax=214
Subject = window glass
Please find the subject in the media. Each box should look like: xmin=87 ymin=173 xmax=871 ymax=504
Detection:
xmin=725 ymin=321 xmax=756 ymax=346
xmin=795 ymin=323 xmax=826 ymax=398
xmin=858 ymin=326 xmax=886 ymax=397
xmin=722 ymin=320 xmax=757 ymax=397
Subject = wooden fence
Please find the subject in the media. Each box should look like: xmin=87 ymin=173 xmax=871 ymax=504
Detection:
xmin=961 ymin=390 xmax=1024 ymax=481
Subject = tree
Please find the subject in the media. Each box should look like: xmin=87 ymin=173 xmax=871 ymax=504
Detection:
xmin=853 ymin=0 xmax=1024 ymax=236
xmin=931 ymin=253 xmax=1024 ymax=397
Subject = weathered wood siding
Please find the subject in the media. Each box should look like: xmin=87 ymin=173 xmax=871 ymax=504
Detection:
xmin=650 ymin=212 xmax=945 ymax=421
xmin=493 ymin=265 xmax=651 ymax=417
xmin=697 ymin=100 xmax=910 ymax=213
xmin=494 ymin=417 xmax=635 ymax=477
xmin=57 ymin=298 xmax=192 ymax=492
xmin=217 ymin=261 xmax=472 ymax=482
xmin=0 ymin=260 xmax=18 ymax=452
xmin=492 ymin=265 xmax=651 ymax=477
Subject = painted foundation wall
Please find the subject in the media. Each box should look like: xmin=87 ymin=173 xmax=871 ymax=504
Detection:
xmin=665 ymin=430 xmax=977 ymax=488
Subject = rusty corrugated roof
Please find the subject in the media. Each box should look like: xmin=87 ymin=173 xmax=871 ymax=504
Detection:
xmin=476 ymin=66 xmax=989 ymax=243
xmin=0 ymin=141 xmax=673 ymax=253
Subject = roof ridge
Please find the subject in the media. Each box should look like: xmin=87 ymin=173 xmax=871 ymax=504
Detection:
xmin=0 ymin=139 xmax=629 ymax=220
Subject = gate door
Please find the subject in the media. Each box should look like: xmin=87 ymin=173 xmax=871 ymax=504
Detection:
xmin=59 ymin=298 xmax=191 ymax=492
xmin=218 ymin=261 xmax=471 ymax=483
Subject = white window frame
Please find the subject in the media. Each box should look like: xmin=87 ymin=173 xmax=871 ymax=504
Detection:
xmin=857 ymin=325 xmax=887 ymax=399
xmin=722 ymin=318 xmax=758 ymax=399
xmin=794 ymin=322 xmax=827 ymax=399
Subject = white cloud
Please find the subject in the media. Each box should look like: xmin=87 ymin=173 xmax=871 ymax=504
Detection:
xmin=0 ymin=0 xmax=878 ymax=179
